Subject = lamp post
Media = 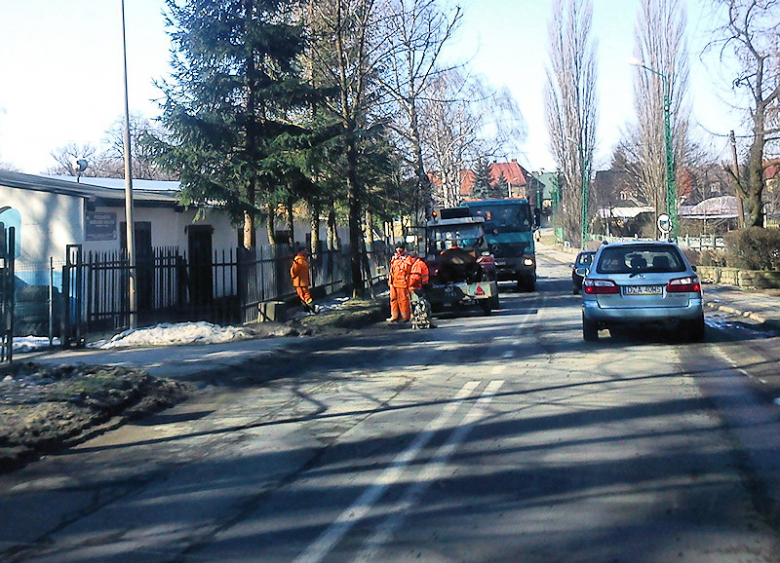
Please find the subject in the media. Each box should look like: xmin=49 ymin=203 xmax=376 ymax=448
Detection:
xmin=567 ymin=138 xmax=590 ymax=249
xmin=121 ymin=0 xmax=137 ymax=329
xmin=580 ymin=147 xmax=589 ymax=249
xmin=629 ymin=58 xmax=677 ymax=241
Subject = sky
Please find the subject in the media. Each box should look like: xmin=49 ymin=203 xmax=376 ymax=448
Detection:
xmin=0 ymin=0 xmax=744 ymax=176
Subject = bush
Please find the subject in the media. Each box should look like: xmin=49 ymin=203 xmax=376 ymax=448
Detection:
xmin=723 ymin=227 xmax=780 ymax=270
xmin=698 ymin=249 xmax=727 ymax=267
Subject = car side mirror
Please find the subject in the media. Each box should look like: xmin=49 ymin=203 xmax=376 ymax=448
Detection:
xmin=691 ymin=265 xmax=697 ymax=272
xmin=575 ymin=267 xmax=589 ymax=277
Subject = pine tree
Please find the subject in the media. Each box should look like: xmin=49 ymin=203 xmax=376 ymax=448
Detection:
xmin=470 ymin=159 xmax=493 ymax=200
xmin=491 ymin=171 xmax=510 ymax=199
xmin=155 ymin=0 xmax=318 ymax=249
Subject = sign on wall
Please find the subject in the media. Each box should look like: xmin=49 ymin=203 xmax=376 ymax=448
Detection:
xmin=85 ymin=211 xmax=117 ymax=241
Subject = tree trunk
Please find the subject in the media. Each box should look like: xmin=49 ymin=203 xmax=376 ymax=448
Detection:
xmin=243 ymin=210 xmax=254 ymax=250
xmin=365 ymin=209 xmax=374 ymax=246
xmin=310 ymin=203 xmax=321 ymax=254
xmin=266 ymin=204 xmax=276 ymax=246
xmin=328 ymin=205 xmax=338 ymax=250
xmin=286 ymin=198 xmax=295 ymax=246
xmin=346 ymin=135 xmax=365 ymax=297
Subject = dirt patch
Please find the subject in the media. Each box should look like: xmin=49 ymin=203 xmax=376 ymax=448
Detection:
xmin=0 ymin=362 xmax=190 ymax=473
xmin=0 ymin=298 xmax=386 ymax=474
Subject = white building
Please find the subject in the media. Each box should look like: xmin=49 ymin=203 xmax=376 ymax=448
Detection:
xmin=0 ymin=171 xmax=338 ymax=286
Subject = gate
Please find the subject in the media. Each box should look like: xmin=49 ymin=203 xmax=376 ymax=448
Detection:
xmin=0 ymin=225 xmax=16 ymax=363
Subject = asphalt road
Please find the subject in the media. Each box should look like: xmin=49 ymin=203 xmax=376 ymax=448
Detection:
xmin=1 ymin=255 xmax=780 ymax=562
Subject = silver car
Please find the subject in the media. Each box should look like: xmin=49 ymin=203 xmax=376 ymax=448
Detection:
xmin=581 ymin=241 xmax=704 ymax=342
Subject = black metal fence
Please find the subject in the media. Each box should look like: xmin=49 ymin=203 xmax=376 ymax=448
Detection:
xmin=0 ymin=225 xmax=15 ymax=363
xmin=60 ymin=242 xmax=389 ymax=347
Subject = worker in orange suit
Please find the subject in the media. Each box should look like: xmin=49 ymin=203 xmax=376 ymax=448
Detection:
xmin=388 ymin=240 xmax=412 ymax=322
xmin=290 ymin=247 xmax=318 ymax=314
xmin=408 ymin=250 xmax=429 ymax=294
xmin=408 ymin=249 xmax=433 ymax=329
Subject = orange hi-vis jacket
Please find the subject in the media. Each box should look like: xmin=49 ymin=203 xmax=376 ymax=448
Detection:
xmin=290 ymin=253 xmax=311 ymax=287
xmin=408 ymin=256 xmax=429 ymax=290
xmin=389 ymin=253 xmax=411 ymax=288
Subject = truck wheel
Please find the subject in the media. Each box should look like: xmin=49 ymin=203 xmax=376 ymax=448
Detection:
xmin=517 ymin=276 xmax=535 ymax=292
xmin=480 ymin=300 xmax=493 ymax=316
xmin=582 ymin=314 xmax=598 ymax=341
xmin=491 ymin=294 xmax=500 ymax=310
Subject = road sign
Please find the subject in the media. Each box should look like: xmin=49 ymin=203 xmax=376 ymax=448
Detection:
xmin=657 ymin=213 xmax=671 ymax=235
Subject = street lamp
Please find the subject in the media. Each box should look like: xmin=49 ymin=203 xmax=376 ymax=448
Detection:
xmin=629 ymin=57 xmax=677 ymax=241
xmin=567 ymin=138 xmax=590 ymax=250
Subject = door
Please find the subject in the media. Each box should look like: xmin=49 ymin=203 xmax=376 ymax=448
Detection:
xmin=188 ymin=225 xmax=213 ymax=306
xmin=121 ymin=222 xmax=153 ymax=311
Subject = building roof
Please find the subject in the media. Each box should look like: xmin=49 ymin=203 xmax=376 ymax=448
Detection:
xmin=0 ymin=171 xmax=182 ymax=208
xmin=490 ymin=160 xmax=530 ymax=186
xmin=679 ymin=196 xmax=738 ymax=219
xmin=596 ymin=206 xmax=653 ymax=219
xmin=460 ymin=160 xmax=532 ymax=196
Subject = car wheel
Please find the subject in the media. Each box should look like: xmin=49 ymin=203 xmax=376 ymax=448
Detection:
xmin=479 ymin=299 xmax=493 ymax=316
xmin=491 ymin=295 xmax=500 ymax=310
xmin=684 ymin=315 xmax=705 ymax=343
xmin=572 ymin=285 xmax=580 ymax=295
xmin=582 ymin=314 xmax=598 ymax=341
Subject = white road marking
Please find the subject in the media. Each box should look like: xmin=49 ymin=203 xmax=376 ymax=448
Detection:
xmin=293 ymin=380 xmax=481 ymax=563
xmin=354 ymin=380 xmax=506 ymax=563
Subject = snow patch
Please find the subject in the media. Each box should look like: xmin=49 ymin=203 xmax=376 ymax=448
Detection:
xmin=88 ymin=322 xmax=254 ymax=349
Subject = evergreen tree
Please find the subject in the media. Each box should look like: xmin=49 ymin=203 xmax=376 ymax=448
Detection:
xmin=492 ymin=171 xmax=510 ymax=199
xmin=155 ymin=0 xmax=318 ymax=249
xmin=470 ymin=159 xmax=493 ymax=200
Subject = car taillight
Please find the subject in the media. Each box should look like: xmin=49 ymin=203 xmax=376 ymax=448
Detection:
xmin=667 ymin=276 xmax=701 ymax=293
xmin=583 ymin=279 xmax=619 ymax=294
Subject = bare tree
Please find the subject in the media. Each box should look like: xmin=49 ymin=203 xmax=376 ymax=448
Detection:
xmin=45 ymin=116 xmax=179 ymax=181
xmin=376 ymin=0 xmax=462 ymax=219
xmin=103 ymin=114 xmax=179 ymax=181
xmin=630 ymin=0 xmax=690 ymax=222
xmin=544 ymin=0 xmax=598 ymax=247
xmin=708 ymin=0 xmax=780 ymax=227
xmin=420 ymin=69 xmax=483 ymax=207
xmin=421 ymin=69 xmax=526 ymax=207
xmin=45 ymin=143 xmax=101 ymax=176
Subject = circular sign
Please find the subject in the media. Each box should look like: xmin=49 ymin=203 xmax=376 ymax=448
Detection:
xmin=657 ymin=213 xmax=671 ymax=234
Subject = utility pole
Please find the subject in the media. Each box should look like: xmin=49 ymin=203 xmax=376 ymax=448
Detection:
xmin=121 ymin=0 xmax=137 ymax=329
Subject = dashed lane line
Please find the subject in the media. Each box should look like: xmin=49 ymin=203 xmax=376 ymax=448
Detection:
xmin=292 ymin=380 xmax=481 ymax=563
xmin=353 ymin=380 xmax=506 ymax=563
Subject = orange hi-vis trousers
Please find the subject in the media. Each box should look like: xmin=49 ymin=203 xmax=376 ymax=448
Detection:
xmin=296 ymin=285 xmax=313 ymax=306
xmin=389 ymin=285 xmax=411 ymax=320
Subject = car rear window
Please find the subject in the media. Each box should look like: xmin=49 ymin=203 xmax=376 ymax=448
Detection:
xmin=596 ymin=246 xmax=686 ymax=274
xmin=576 ymin=252 xmax=594 ymax=266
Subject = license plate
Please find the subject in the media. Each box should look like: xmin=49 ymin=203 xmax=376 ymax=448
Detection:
xmin=623 ymin=285 xmax=663 ymax=295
